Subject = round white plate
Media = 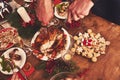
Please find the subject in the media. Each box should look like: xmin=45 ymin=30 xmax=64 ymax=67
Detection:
xmin=31 ymin=28 xmax=71 ymax=61
xmin=0 ymin=47 xmax=26 ymax=75
xmin=54 ymin=2 xmax=69 ymax=19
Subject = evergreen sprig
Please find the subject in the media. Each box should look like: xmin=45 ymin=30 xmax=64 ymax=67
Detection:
xmin=35 ymin=59 xmax=79 ymax=78
xmin=7 ymin=8 xmax=41 ymax=39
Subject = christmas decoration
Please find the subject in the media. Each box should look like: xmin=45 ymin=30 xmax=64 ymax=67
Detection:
xmin=17 ymin=6 xmax=31 ymax=23
xmin=0 ymin=0 xmax=12 ymax=21
xmin=66 ymin=20 xmax=81 ymax=28
xmin=7 ymin=1 xmax=41 ymax=39
xmin=35 ymin=59 xmax=79 ymax=78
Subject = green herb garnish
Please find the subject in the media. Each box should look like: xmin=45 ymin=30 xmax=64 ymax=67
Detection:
xmin=0 ymin=56 xmax=12 ymax=72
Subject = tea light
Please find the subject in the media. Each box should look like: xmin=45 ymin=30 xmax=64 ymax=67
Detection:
xmin=17 ymin=7 xmax=31 ymax=23
xmin=64 ymin=54 xmax=72 ymax=61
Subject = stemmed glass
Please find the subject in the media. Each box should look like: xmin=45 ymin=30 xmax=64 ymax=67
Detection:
xmin=50 ymin=72 xmax=79 ymax=80
xmin=47 ymin=18 xmax=60 ymax=27
xmin=16 ymin=37 xmax=32 ymax=57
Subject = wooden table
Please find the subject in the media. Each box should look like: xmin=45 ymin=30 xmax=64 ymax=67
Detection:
xmin=0 ymin=13 xmax=120 ymax=80
xmin=71 ymin=14 xmax=120 ymax=80
xmin=26 ymin=14 xmax=120 ymax=80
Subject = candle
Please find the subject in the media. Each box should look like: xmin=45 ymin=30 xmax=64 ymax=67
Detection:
xmin=17 ymin=7 xmax=31 ymax=23
xmin=63 ymin=53 xmax=72 ymax=61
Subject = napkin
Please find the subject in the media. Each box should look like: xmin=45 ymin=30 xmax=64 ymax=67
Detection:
xmin=54 ymin=0 xmax=62 ymax=5
xmin=23 ymin=65 xmax=35 ymax=77
xmin=8 ymin=72 xmax=25 ymax=80
xmin=8 ymin=63 xmax=35 ymax=80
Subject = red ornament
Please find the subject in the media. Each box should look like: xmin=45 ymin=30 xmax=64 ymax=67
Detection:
xmin=83 ymin=39 xmax=92 ymax=46
xmin=21 ymin=13 xmax=36 ymax=27
xmin=29 ymin=2 xmax=36 ymax=9
xmin=54 ymin=0 xmax=62 ymax=5
xmin=46 ymin=60 xmax=56 ymax=74
xmin=66 ymin=20 xmax=81 ymax=28
xmin=22 ymin=22 xmax=28 ymax=27
xmin=77 ymin=69 xmax=89 ymax=78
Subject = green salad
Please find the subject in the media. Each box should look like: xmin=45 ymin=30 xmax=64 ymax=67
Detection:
xmin=56 ymin=2 xmax=69 ymax=17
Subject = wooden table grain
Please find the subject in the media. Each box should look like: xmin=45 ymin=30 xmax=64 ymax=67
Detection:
xmin=24 ymin=14 xmax=120 ymax=80
xmin=70 ymin=14 xmax=120 ymax=80
xmin=0 ymin=13 xmax=120 ymax=80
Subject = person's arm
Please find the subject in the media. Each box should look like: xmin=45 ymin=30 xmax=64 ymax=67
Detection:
xmin=11 ymin=73 xmax=20 ymax=80
xmin=67 ymin=0 xmax=94 ymax=23
xmin=35 ymin=0 xmax=54 ymax=26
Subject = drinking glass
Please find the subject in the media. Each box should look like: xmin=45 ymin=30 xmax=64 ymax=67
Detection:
xmin=50 ymin=72 xmax=79 ymax=80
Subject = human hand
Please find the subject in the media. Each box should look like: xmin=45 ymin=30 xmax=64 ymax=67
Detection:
xmin=35 ymin=0 xmax=54 ymax=26
xmin=67 ymin=0 xmax=94 ymax=23
xmin=11 ymin=73 xmax=21 ymax=80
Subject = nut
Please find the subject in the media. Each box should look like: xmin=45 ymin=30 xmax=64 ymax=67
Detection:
xmin=87 ymin=53 xmax=93 ymax=58
xmin=74 ymin=36 xmax=78 ymax=40
xmin=92 ymin=57 xmax=97 ymax=62
xmin=105 ymin=41 xmax=110 ymax=45
xmin=87 ymin=29 xmax=92 ymax=33
xmin=71 ymin=48 xmax=76 ymax=52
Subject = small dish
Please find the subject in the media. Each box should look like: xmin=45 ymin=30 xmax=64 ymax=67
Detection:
xmin=0 ymin=47 xmax=26 ymax=75
xmin=54 ymin=2 xmax=69 ymax=19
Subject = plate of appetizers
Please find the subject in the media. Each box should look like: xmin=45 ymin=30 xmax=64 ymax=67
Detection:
xmin=71 ymin=29 xmax=110 ymax=62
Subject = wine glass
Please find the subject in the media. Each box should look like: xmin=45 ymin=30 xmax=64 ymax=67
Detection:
xmin=50 ymin=72 xmax=79 ymax=80
xmin=47 ymin=18 xmax=60 ymax=27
